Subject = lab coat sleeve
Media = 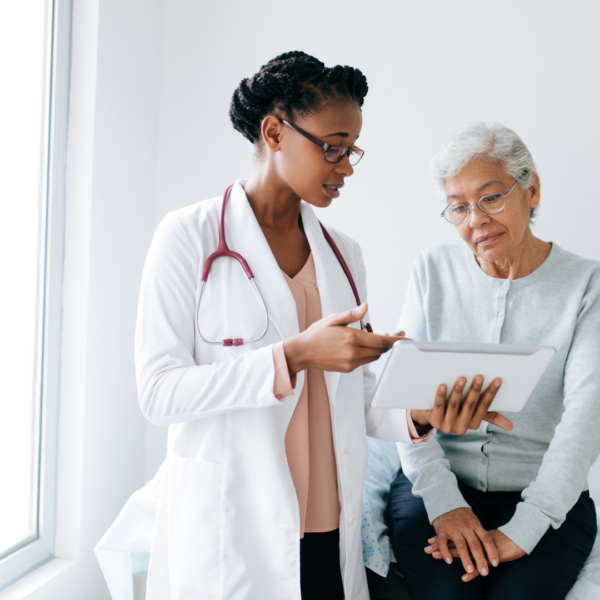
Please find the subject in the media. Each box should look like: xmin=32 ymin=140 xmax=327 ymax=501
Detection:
xmin=135 ymin=213 xmax=282 ymax=426
xmin=396 ymin=256 xmax=470 ymax=521
xmin=352 ymin=245 xmax=418 ymax=445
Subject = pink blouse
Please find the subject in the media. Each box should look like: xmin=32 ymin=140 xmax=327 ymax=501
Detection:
xmin=272 ymin=254 xmax=430 ymax=538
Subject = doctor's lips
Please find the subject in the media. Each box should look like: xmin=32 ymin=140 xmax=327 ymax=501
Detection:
xmin=475 ymin=232 xmax=503 ymax=245
xmin=323 ymin=182 xmax=344 ymax=199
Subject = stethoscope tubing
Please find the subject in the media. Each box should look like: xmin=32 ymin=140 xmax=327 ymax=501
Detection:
xmin=195 ymin=185 xmax=270 ymax=346
xmin=196 ymin=184 xmax=371 ymax=347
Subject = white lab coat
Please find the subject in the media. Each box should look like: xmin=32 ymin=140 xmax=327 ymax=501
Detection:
xmin=136 ymin=180 xmax=414 ymax=600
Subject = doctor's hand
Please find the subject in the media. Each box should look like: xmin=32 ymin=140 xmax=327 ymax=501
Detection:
xmin=426 ymin=527 xmax=526 ymax=582
xmin=283 ymin=303 xmax=402 ymax=376
xmin=411 ymin=376 xmax=513 ymax=434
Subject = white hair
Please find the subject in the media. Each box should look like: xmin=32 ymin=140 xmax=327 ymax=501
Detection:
xmin=430 ymin=122 xmax=538 ymax=219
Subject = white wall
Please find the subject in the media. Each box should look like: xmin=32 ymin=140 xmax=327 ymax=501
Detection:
xmin=144 ymin=0 xmax=600 ymax=500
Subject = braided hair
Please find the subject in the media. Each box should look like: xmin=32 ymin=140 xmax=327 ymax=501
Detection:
xmin=230 ymin=51 xmax=368 ymax=144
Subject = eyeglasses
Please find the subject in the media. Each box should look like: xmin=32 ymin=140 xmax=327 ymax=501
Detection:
xmin=279 ymin=118 xmax=365 ymax=166
xmin=441 ymin=180 xmax=520 ymax=224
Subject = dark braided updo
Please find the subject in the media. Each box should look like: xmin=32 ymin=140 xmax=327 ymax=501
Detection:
xmin=230 ymin=51 xmax=368 ymax=144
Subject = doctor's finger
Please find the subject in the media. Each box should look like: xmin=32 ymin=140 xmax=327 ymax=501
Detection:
xmin=469 ymin=379 xmax=503 ymax=429
xmin=355 ymin=331 xmax=399 ymax=350
xmin=325 ymin=303 xmax=368 ymax=327
xmin=344 ymin=348 xmax=392 ymax=371
xmin=384 ymin=330 xmax=405 ymax=337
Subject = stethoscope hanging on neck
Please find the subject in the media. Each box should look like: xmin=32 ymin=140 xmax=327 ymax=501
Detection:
xmin=196 ymin=185 xmax=372 ymax=347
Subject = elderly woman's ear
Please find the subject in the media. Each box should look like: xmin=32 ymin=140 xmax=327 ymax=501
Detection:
xmin=526 ymin=172 xmax=541 ymax=211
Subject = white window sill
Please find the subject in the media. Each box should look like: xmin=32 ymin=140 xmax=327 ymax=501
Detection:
xmin=0 ymin=559 xmax=74 ymax=600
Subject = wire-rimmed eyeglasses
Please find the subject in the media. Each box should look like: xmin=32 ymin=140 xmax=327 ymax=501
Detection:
xmin=441 ymin=180 xmax=520 ymax=224
xmin=279 ymin=118 xmax=365 ymax=166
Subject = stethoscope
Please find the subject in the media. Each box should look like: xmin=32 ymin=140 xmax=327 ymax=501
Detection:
xmin=196 ymin=185 xmax=372 ymax=347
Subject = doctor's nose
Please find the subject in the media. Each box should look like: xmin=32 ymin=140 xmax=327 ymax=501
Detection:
xmin=335 ymin=155 xmax=354 ymax=178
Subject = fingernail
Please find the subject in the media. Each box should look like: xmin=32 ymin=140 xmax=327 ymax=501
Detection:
xmin=446 ymin=557 xmax=452 ymax=564
xmin=475 ymin=376 xmax=483 ymax=385
xmin=425 ymin=546 xmax=432 ymax=552
xmin=458 ymin=380 xmax=466 ymax=388
xmin=463 ymin=574 xmax=469 ymax=582
xmin=492 ymin=559 xmax=498 ymax=567
xmin=482 ymin=567 xmax=488 ymax=576
xmin=494 ymin=380 xmax=502 ymax=388
xmin=467 ymin=565 xmax=474 ymax=573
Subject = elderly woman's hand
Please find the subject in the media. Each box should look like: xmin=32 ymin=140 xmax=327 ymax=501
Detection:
xmin=412 ymin=376 xmax=513 ymax=434
xmin=426 ymin=527 xmax=526 ymax=582
xmin=425 ymin=508 xmax=497 ymax=578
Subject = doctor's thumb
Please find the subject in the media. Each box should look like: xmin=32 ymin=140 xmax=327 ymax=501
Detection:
xmin=328 ymin=303 xmax=368 ymax=327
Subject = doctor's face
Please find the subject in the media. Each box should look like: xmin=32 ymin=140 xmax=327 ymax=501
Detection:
xmin=275 ymin=101 xmax=363 ymax=208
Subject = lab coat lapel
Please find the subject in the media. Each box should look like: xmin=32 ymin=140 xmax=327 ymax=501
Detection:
xmin=225 ymin=181 xmax=299 ymax=341
xmin=301 ymin=202 xmax=357 ymax=405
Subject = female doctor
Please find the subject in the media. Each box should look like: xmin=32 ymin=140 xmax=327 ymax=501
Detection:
xmin=135 ymin=51 xmax=511 ymax=600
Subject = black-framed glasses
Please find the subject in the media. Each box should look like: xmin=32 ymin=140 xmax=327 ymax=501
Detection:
xmin=441 ymin=180 xmax=520 ymax=224
xmin=279 ymin=118 xmax=365 ymax=166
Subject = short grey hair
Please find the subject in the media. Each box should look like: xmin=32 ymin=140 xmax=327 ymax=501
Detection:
xmin=430 ymin=122 xmax=538 ymax=220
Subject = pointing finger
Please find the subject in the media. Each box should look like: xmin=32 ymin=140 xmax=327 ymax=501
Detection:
xmin=325 ymin=303 xmax=368 ymax=327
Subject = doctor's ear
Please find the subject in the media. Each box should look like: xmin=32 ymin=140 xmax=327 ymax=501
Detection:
xmin=260 ymin=115 xmax=284 ymax=153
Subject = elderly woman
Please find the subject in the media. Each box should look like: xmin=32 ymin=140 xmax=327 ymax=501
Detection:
xmin=386 ymin=123 xmax=600 ymax=600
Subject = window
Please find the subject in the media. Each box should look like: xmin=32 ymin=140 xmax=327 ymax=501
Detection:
xmin=0 ymin=0 xmax=71 ymax=588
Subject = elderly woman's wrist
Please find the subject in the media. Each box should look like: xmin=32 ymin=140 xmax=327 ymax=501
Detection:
xmin=411 ymin=409 xmax=430 ymax=426
xmin=410 ymin=410 xmax=434 ymax=437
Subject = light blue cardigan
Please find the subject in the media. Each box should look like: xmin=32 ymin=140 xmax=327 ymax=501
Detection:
xmin=396 ymin=242 xmax=600 ymax=554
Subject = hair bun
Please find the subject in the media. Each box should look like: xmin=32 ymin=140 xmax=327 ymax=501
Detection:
xmin=229 ymin=51 xmax=368 ymax=143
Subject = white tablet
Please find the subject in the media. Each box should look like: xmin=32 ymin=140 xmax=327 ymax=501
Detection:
xmin=371 ymin=341 xmax=556 ymax=412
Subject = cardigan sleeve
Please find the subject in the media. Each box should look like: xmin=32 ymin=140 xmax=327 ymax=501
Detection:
xmin=498 ymin=269 xmax=600 ymax=553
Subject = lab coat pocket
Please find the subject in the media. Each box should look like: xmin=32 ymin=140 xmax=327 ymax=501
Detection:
xmin=168 ymin=454 xmax=223 ymax=599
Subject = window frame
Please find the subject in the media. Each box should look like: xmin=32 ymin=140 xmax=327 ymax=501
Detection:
xmin=0 ymin=0 xmax=72 ymax=590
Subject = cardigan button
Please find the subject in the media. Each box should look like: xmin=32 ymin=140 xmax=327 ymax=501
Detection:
xmin=340 ymin=454 xmax=350 ymax=466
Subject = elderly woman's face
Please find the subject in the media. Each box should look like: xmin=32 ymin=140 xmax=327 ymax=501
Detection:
xmin=444 ymin=159 xmax=541 ymax=264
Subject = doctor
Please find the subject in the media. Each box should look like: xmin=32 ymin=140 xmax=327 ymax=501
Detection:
xmin=135 ymin=51 xmax=511 ymax=600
